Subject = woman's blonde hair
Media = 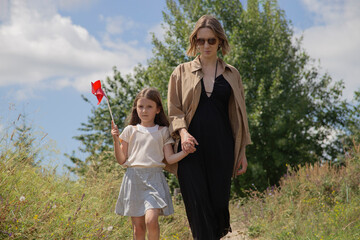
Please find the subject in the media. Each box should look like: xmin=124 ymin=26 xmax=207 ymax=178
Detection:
xmin=186 ymin=15 xmax=230 ymax=57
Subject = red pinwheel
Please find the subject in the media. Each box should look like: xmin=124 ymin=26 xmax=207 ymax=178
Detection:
xmin=91 ymin=80 xmax=107 ymax=105
xmin=91 ymin=80 xmax=114 ymax=122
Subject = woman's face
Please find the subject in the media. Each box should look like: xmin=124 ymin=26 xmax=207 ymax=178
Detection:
xmin=196 ymin=27 xmax=219 ymax=59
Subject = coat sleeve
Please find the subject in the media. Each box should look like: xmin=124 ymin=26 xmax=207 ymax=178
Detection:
xmin=167 ymin=65 xmax=187 ymax=138
xmin=238 ymin=73 xmax=252 ymax=146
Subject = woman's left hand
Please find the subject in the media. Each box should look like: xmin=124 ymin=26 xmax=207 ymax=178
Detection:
xmin=236 ymin=155 xmax=248 ymax=176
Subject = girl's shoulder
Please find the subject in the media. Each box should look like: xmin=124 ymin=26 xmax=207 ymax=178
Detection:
xmin=158 ymin=126 xmax=169 ymax=131
xmin=122 ymin=125 xmax=137 ymax=134
xmin=120 ymin=125 xmax=137 ymax=142
xmin=158 ymin=126 xmax=171 ymax=136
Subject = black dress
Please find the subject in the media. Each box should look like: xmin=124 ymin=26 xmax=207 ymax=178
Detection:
xmin=178 ymin=74 xmax=235 ymax=240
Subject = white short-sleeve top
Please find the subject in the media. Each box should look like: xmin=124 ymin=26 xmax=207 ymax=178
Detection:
xmin=119 ymin=124 xmax=175 ymax=168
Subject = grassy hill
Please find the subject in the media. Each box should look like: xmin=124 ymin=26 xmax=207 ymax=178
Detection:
xmin=0 ymin=140 xmax=191 ymax=239
xmin=229 ymin=142 xmax=360 ymax=239
xmin=1 ymin=136 xmax=359 ymax=239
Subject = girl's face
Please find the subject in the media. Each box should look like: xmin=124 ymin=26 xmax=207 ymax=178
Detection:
xmin=196 ymin=27 xmax=219 ymax=59
xmin=136 ymin=97 xmax=160 ymax=127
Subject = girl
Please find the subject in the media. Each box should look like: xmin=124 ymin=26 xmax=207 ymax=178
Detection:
xmin=111 ymin=87 xmax=188 ymax=240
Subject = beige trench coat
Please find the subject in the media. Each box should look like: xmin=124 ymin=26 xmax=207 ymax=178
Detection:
xmin=166 ymin=56 xmax=252 ymax=178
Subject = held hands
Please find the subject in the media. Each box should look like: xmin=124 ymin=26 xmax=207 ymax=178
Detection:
xmin=179 ymin=128 xmax=198 ymax=154
xmin=236 ymin=154 xmax=248 ymax=176
xmin=111 ymin=121 xmax=120 ymax=139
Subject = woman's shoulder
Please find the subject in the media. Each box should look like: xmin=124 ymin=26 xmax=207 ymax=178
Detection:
xmin=172 ymin=58 xmax=198 ymax=74
xmin=221 ymin=60 xmax=240 ymax=76
xmin=221 ymin=62 xmax=241 ymax=84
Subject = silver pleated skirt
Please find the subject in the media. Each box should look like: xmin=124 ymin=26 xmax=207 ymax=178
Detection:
xmin=115 ymin=167 xmax=174 ymax=217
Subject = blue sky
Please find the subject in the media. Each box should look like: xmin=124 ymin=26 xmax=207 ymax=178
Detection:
xmin=1 ymin=0 xmax=359 ymax=174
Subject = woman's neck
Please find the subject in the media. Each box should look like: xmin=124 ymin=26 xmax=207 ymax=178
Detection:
xmin=199 ymin=55 xmax=218 ymax=67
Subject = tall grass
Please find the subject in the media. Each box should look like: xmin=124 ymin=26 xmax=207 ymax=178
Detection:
xmin=230 ymin=141 xmax=360 ymax=239
xmin=0 ymin=138 xmax=191 ymax=239
xmin=2 ymin=121 xmax=360 ymax=239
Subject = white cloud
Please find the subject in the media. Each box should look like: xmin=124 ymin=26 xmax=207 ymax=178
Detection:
xmin=147 ymin=22 xmax=167 ymax=43
xmin=298 ymin=0 xmax=360 ymax=99
xmin=105 ymin=16 xmax=138 ymax=35
xmin=0 ymin=0 xmax=149 ymax=100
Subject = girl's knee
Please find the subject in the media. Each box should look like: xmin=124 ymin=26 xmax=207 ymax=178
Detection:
xmin=145 ymin=217 xmax=159 ymax=230
xmin=145 ymin=209 xmax=160 ymax=230
xmin=133 ymin=222 xmax=146 ymax=235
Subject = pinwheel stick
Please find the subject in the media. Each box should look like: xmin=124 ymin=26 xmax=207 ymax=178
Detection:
xmin=101 ymin=82 xmax=114 ymax=123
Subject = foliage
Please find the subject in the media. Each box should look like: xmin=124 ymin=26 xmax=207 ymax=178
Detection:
xmin=2 ymin=122 xmax=360 ymax=239
xmin=146 ymin=0 xmax=350 ymax=195
xmin=12 ymin=114 xmax=40 ymax=166
xmin=70 ymin=0 xmax=352 ymax=196
xmin=226 ymin=0 xmax=348 ymax=194
xmin=341 ymin=90 xmax=360 ymax=150
xmin=230 ymin=142 xmax=360 ymax=239
xmin=0 ymin=113 xmax=51 ymax=167
xmin=0 ymin=130 xmax=192 ymax=239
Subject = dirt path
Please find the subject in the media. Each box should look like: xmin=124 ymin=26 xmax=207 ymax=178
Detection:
xmin=221 ymin=225 xmax=250 ymax=240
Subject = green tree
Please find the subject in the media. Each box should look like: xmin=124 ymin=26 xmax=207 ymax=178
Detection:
xmin=136 ymin=0 xmax=349 ymax=194
xmin=341 ymin=90 xmax=360 ymax=151
xmin=70 ymin=0 xmax=350 ymax=195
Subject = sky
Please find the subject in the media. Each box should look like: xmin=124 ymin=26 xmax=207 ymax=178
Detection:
xmin=1 ymin=0 xmax=359 ymax=174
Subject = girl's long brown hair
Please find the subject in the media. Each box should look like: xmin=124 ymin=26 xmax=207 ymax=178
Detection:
xmin=187 ymin=15 xmax=230 ymax=57
xmin=127 ymin=87 xmax=169 ymax=127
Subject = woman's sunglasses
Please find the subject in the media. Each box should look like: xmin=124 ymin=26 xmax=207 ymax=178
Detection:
xmin=196 ymin=38 xmax=217 ymax=45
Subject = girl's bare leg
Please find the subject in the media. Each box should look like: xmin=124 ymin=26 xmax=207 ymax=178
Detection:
xmin=145 ymin=209 xmax=160 ymax=240
xmin=131 ymin=216 xmax=146 ymax=240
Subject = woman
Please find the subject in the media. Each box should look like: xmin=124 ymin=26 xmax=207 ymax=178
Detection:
xmin=167 ymin=15 xmax=252 ymax=239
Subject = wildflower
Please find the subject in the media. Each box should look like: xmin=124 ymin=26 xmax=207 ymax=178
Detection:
xmin=107 ymin=226 xmax=113 ymax=231
xmin=19 ymin=196 xmax=25 ymax=202
xmin=33 ymin=215 xmax=38 ymax=220
xmin=52 ymin=204 xmax=57 ymax=209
